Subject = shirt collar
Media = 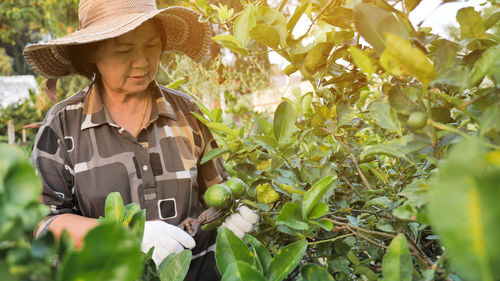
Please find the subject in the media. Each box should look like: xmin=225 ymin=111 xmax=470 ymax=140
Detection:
xmin=81 ymin=81 xmax=177 ymax=131
xmin=152 ymin=80 xmax=177 ymax=121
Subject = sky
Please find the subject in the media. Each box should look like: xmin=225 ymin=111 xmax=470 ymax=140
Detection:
xmin=268 ymin=0 xmax=490 ymax=66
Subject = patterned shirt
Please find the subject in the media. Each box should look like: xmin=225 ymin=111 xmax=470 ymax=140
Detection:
xmin=32 ymin=81 xmax=228 ymax=225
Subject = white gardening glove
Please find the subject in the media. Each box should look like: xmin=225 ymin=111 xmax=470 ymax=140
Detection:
xmin=221 ymin=206 xmax=259 ymax=238
xmin=141 ymin=220 xmax=196 ymax=266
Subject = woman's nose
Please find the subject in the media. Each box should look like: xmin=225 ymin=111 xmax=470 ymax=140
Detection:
xmin=131 ymin=49 xmax=149 ymax=68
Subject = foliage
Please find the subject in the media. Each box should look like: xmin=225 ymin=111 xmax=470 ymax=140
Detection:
xmin=0 ymin=90 xmax=48 ymax=146
xmin=157 ymin=54 xmax=268 ymax=116
xmin=0 ymin=48 xmax=12 ymax=75
xmin=0 ymin=144 xmax=192 ymax=281
xmin=189 ymin=0 xmax=500 ymax=280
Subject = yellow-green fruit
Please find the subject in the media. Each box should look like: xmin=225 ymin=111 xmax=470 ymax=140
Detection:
xmin=225 ymin=178 xmax=247 ymax=199
xmin=204 ymin=184 xmax=233 ymax=209
xmin=407 ymin=112 xmax=427 ymax=129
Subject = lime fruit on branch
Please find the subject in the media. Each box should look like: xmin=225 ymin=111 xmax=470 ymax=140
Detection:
xmin=407 ymin=112 xmax=427 ymax=129
xmin=204 ymin=184 xmax=233 ymax=209
xmin=225 ymin=177 xmax=247 ymax=199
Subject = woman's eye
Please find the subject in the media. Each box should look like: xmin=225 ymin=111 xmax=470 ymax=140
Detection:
xmin=116 ymin=48 xmax=131 ymax=54
xmin=146 ymin=44 xmax=159 ymax=48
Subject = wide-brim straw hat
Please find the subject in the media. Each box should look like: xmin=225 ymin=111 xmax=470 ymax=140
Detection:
xmin=23 ymin=0 xmax=211 ymax=79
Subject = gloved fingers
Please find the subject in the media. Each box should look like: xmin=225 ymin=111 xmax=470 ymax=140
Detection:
xmin=159 ymin=223 xmax=196 ymax=249
xmin=157 ymin=234 xmax=185 ymax=254
xmin=152 ymin=245 xmax=171 ymax=266
xmin=228 ymin=213 xmax=253 ymax=233
xmin=239 ymin=206 xmax=259 ymax=224
xmin=222 ymin=221 xmax=244 ymax=238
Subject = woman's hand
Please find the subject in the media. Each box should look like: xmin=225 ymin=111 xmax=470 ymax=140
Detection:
xmin=48 ymin=213 xmax=99 ymax=249
xmin=141 ymin=221 xmax=196 ymax=266
xmin=221 ymin=206 xmax=259 ymax=238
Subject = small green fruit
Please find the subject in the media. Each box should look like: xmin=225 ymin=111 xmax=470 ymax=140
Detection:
xmin=407 ymin=112 xmax=427 ymax=129
xmin=225 ymin=178 xmax=247 ymax=199
xmin=204 ymin=184 xmax=233 ymax=209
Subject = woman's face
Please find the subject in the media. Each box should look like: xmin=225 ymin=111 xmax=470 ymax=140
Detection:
xmin=93 ymin=21 xmax=162 ymax=96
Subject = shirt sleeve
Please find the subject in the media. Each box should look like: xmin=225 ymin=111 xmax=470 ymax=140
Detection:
xmin=31 ymin=114 xmax=78 ymax=217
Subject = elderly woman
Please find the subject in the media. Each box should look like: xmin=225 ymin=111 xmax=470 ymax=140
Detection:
xmin=23 ymin=0 xmax=258 ymax=280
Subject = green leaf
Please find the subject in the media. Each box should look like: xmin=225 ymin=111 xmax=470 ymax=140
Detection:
xmin=200 ymin=148 xmax=230 ymax=165
xmin=212 ymin=34 xmax=248 ymax=55
xmin=276 ymin=202 xmax=309 ymax=230
xmin=456 ymin=7 xmax=487 ymax=40
xmin=268 ymin=240 xmax=308 ymax=281
xmin=216 ymin=227 xmax=255 ymax=275
xmin=129 ymin=208 xmax=145 ymax=239
xmin=273 ymin=101 xmax=296 ymax=145
xmin=484 ymin=11 xmax=500 ymax=30
xmin=479 ymin=106 xmax=500 ymax=137
xmin=316 ymin=219 xmax=333 ymax=231
xmin=347 ymin=250 xmax=360 ymax=267
xmin=304 ymin=42 xmax=334 ymax=74
xmin=221 ymin=261 xmax=267 ymax=281
xmin=167 ymin=78 xmax=184 ymax=89
xmin=382 ymin=234 xmax=412 ymax=281
xmin=233 ymin=5 xmax=256 ymax=48
xmin=104 ymin=192 xmax=124 ymax=223
xmin=253 ymin=115 xmax=274 ymax=137
xmin=158 ymin=250 xmax=192 ymax=281
xmin=428 ymin=138 xmax=500 ymax=281
xmin=245 ymin=235 xmax=272 ymax=277
xmin=360 ymin=135 xmax=430 ymax=160
xmin=469 ymin=45 xmax=500 ymax=87
xmin=308 ymin=202 xmax=329 ymax=219
xmin=249 ymin=24 xmax=280 ymax=49
xmin=365 ymin=196 xmax=392 ymax=209
xmin=353 ymin=3 xmax=408 ymax=54
xmin=58 ymin=224 xmax=142 ymax=281
xmin=380 ymin=33 xmax=436 ymax=84
xmin=195 ymin=0 xmax=207 ymax=12
xmin=348 ymin=46 xmax=376 ymax=77
xmin=302 ymin=175 xmax=337 ymax=218
xmin=300 ymin=263 xmax=334 ymax=281
xmin=122 ymin=203 xmax=141 ymax=227
xmin=206 ymin=122 xmax=239 ymax=137
xmin=355 ymin=266 xmax=378 ymax=281
xmin=388 ymin=86 xmax=419 ymax=115
xmin=256 ymin=6 xmax=288 ymax=44
xmin=434 ymin=39 xmax=459 ymax=78
xmin=369 ymin=102 xmax=400 ymax=131
xmin=256 ymin=183 xmax=280 ymax=204
xmin=287 ymin=0 xmax=310 ymax=33
xmin=404 ymin=0 xmax=421 ymax=12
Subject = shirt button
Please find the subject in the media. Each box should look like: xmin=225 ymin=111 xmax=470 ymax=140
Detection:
xmin=142 ymin=165 xmax=148 ymax=171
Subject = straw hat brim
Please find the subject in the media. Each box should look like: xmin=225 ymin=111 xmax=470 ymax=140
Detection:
xmin=23 ymin=6 xmax=211 ymax=79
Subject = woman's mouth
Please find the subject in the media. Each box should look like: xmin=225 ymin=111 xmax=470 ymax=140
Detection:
xmin=129 ymin=74 xmax=148 ymax=83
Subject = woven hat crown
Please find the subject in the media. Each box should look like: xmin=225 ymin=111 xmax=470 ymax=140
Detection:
xmin=78 ymin=0 xmax=157 ymax=28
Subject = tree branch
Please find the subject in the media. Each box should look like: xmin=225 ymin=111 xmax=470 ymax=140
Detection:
xmin=322 ymin=128 xmax=373 ymax=190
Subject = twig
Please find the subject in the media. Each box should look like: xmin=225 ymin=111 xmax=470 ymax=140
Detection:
xmin=423 ymin=86 xmax=440 ymax=159
xmin=296 ymin=0 xmax=335 ymax=41
xmin=322 ymin=128 xmax=373 ymax=190
xmin=404 ymin=234 xmax=434 ymax=269
xmin=308 ymin=233 xmax=353 ymax=246
xmin=429 ymin=120 xmax=500 ymax=150
xmin=459 ymin=93 xmax=489 ymax=112
xmin=326 ymin=218 xmax=395 ymax=239
xmin=346 ymin=226 xmax=388 ymax=249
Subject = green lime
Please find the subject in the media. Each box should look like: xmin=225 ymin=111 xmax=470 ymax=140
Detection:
xmin=407 ymin=112 xmax=427 ymax=129
xmin=225 ymin=178 xmax=247 ymax=199
xmin=204 ymin=184 xmax=233 ymax=209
